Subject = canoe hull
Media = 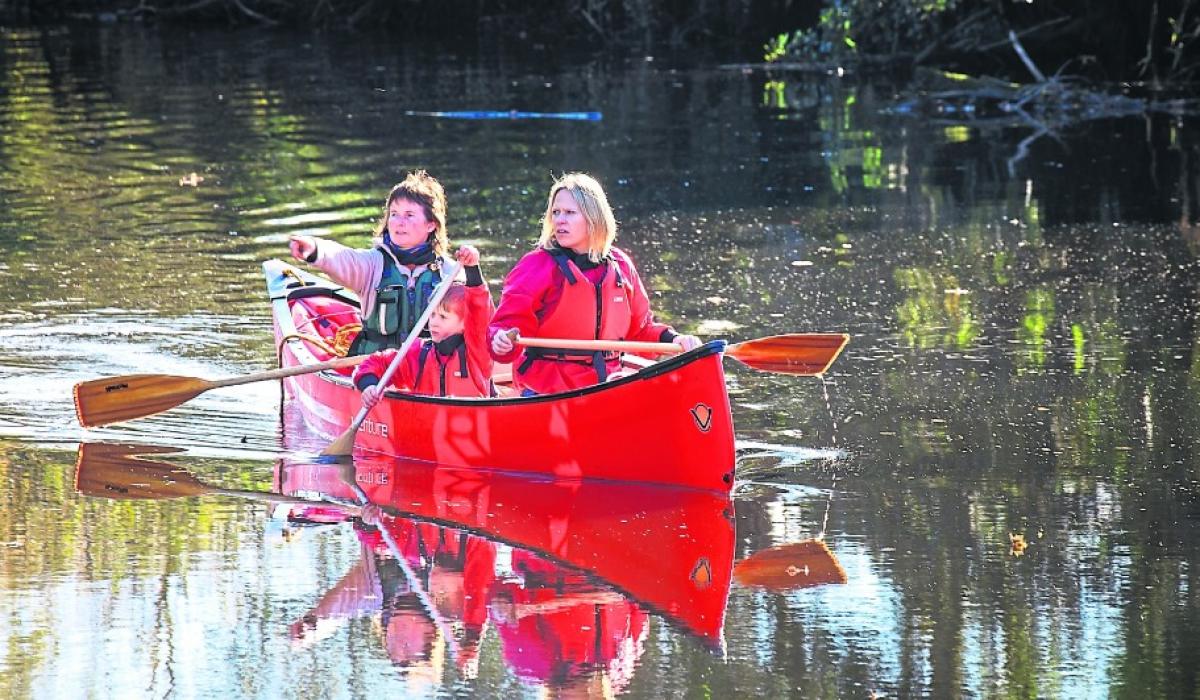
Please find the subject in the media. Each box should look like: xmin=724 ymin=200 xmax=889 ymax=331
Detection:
xmin=265 ymin=260 xmax=737 ymax=492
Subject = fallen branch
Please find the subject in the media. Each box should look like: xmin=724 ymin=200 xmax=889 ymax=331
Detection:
xmin=1008 ymin=30 xmax=1046 ymax=83
xmin=228 ymin=0 xmax=279 ymax=24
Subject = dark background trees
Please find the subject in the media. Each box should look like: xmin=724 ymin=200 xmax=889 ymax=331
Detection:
xmin=7 ymin=0 xmax=1199 ymax=84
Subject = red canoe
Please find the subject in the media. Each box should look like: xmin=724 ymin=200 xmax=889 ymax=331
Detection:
xmin=264 ymin=260 xmax=737 ymax=492
xmin=276 ymin=457 xmax=735 ymax=648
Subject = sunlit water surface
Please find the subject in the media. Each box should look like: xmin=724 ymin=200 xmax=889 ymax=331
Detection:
xmin=3 ymin=23 xmax=1200 ymax=698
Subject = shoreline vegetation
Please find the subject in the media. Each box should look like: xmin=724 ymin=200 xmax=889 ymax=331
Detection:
xmin=6 ymin=1 xmax=1198 ymax=86
xmin=5 ymin=1 xmax=1197 ymax=87
xmin=6 ymin=1 xmax=1199 ymax=138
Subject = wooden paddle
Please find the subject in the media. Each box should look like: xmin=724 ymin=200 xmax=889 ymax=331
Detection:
xmin=732 ymin=539 xmax=848 ymax=591
xmin=515 ymin=332 xmax=850 ymax=376
xmin=322 ymin=261 xmax=463 ymax=456
xmin=74 ymin=442 xmax=361 ymax=515
xmin=73 ymin=353 xmax=370 ymax=429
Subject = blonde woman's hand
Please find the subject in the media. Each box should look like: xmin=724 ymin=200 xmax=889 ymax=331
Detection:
xmin=673 ymin=334 xmax=702 ymax=352
xmin=492 ymin=328 xmax=516 ymax=355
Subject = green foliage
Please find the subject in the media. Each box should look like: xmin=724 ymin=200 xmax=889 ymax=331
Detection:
xmin=774 ymin=0 xmax=962 ymax=64
xmin=776 ymin=0 xmax=1200 ymax=83
xmin=894 ymin=267 xmax=979 ymax=350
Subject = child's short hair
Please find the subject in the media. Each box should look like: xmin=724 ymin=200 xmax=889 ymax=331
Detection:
xmin=437 ymin=283 xmax=467 ymax=319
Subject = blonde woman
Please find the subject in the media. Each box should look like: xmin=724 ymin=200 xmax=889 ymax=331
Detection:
xmin=488 ymin=172 xmax=699 ymax=395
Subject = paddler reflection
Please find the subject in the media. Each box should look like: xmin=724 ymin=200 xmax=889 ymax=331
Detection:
xmin=281 ymin=500 xmax=651 ymax=695
xmin=285 ymin=503 xmax=495 ymax=679
xmin=490 ymin=547 xmax=649 ymax=699
xmin=275 ymin=456 xmax=735 ymax=693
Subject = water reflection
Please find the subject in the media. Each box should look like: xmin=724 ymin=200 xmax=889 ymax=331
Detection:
xmin=64 ymin=442 xmax=738 ymax=694
xmin=733 ymin=539 xmax=847 ymax=591
xmin=275 ymin=457 xmax=735 ymax=651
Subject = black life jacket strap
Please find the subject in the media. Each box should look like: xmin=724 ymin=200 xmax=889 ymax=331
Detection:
xmin=517 ymin=347 xmax=614 ymax=382
xmin=416 ymin=341 xmax=435 ymax=383
xmin=416 ymin=339 xmax=472 ymax=397
xmin=550 ymin=250 xmax=578 ymax=285
xmin=592 ymin=350 xmax=608 ymax=382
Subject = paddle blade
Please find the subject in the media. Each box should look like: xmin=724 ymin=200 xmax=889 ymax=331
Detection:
xmin=726 ymin=333 xmax=849 ymax=376
xmin=321 ymin=424 xmax=359 ymax=457
xmin=733 ymin=539 xmax=848 ymax=591
xmin=74 ymin=442 xmax=212 ymax=500
xmin=73 ymin=374 xmax=213 ymax=428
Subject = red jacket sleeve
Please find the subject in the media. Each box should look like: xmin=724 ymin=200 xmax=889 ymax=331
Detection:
xmin=465 ymin=284 xmax=496 ymax=395
xmin=351 ymin=346 xmax=420 ymax=392
xmin=487 ymin=250 xmax=557 ymax=363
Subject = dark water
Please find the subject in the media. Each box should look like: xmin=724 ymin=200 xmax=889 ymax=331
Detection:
xmin=3 ymin=23 xmax=1200 ymax=698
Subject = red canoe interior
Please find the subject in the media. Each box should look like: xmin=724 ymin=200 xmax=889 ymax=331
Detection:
xmin=287 ymin=293 xmax=362 ymax=374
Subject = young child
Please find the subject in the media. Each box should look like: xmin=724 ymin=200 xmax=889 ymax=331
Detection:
xmin=290 ymin=170 xmax=459 ymax=355
xmin=353 ymin=245 xmax=494 ymax=400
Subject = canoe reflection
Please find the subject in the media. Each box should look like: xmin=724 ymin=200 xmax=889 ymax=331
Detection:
xmin=72 ymin=442 xmax=735 ymax=691
xmin=276 ymin=457 xmax=736 ymax=688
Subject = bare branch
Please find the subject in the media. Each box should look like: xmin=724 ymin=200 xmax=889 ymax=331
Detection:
xmin=1008 ymin=30 xmax=1046 ymax=83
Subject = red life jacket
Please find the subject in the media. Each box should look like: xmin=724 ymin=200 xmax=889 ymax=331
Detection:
xmin=413 ymin=339 xmax=489 ymax=397
xmin=539 ymin=255 xmax=632 ymax=340
xmin=518 ymin=254 xmax=632 ymax=383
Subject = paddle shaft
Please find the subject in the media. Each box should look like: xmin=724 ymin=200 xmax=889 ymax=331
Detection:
xmin=208 ymin=354 xmax=368 ymax=389
xmin=516 ymin=336 xmax=680 ymax=355
xmin=324 ymin=262 xmax=462 ymax=455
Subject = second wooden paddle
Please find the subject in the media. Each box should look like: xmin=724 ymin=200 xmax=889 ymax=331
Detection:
xmin=515 ymin=332 xmax=849 ymax=376
xmin=322 ymin=261 xmax=462 ymax=456
xmin=73 ymin=354 xmax=369 ymax=428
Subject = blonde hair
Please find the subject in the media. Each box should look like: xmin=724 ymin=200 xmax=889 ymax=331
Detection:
xmin=537 ymin=172 xmax=616 ymax=263
xmin=373 ymin=170 xmax=449 ymax=259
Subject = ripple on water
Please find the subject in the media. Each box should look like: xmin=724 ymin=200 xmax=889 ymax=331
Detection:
xmin=0 ymin=314 xmax=284 ymax=452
